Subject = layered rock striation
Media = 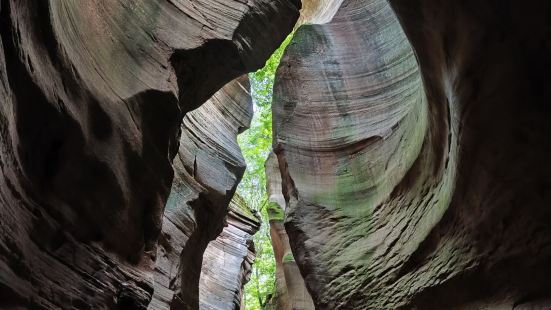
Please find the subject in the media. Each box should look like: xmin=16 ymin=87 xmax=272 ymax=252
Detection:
xmin=199 ymin=194 xmax=260 ymax=310
xmin=150 ymin=75 xmax=254 ymax=309
xmin=2 ymin=0 xmax=550 ymax=308
xmin=0 ymin=0 xmax=299 ymax=308
xmin=274 ymin=0 xmax=551 ymax=309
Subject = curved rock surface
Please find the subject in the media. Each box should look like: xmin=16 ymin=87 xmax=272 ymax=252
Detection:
xmin=0 ymin=0 xmax=299 ymax=308
xmin=298 ymin=0 xmax=344 ymax=25
xmin=273 ymin=0 xmax=551 ymax=309
xmin=199 ymin=194 xmax=260 ymax=310
xmin=150 ymin=75 xmax=254 ymax=309
xmin=3 ymin=0 xmax=550 ymax=308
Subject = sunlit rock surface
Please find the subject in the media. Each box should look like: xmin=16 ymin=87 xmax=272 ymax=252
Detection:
xmin=273 ymin=0 xmax=551 ymax=309
xmin=298 ymin=0 xmax=344 ymax=25
xmin=265 ymin=153 xmax=314 ymax=310
xmin=0 ymin=0 xmax=299 ymax=308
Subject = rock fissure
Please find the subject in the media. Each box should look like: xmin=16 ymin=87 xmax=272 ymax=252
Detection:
xmin=2 ymin=0 xmax=551 ymax=309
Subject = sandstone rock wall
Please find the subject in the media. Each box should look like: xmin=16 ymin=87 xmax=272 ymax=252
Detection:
xmin=199 ymin=194 xmax=260 ymax=310
xmin=387 ymin=0 xmax=551 ymax=308
xmin=150 ymin=75 xmax=254 ymax=309
xmin=273 ymin=0 xmax=551 ymax=309
xmin=298 ymin=0 xmax=344 ymax=25
xmin=0 ymin=0 xmax=299 ymax=308
xmin=2 ymin=0 xmax=550 ymax=308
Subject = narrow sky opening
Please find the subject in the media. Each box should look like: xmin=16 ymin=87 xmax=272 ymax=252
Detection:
xmin=237 ymin=33 xmax=294 ymax=309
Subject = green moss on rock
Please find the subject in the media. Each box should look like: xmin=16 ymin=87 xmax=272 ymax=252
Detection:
xmin=282 ymin=252 xmax=295 ymax=263
xmin=267 ymin=202 xmax=285 ymax=221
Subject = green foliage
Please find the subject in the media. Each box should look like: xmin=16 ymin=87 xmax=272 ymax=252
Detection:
xmin=238 ymin=33 xmax=293 ymax=310
xmin=250 ymin=34 xmax=294 ymax=109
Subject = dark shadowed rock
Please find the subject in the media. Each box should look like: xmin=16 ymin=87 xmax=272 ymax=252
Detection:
xmin=0 ymin=0 xmax=299 ymax=308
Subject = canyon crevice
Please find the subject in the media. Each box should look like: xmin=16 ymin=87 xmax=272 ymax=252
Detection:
xmin=1 ymin=0 xmax=551 ymax=309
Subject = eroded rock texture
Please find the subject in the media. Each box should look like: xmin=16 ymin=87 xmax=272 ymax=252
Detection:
xmin=150 ymin=76 xmax=254 ymax=309
xmin=274 ymin=0 xmax=551 ymax=309
xmin=0 ymin=0 xmax=299 ymax=308
xmin=265 ymin=153 xmax=314 ymax=310
xmin=199 ymin=194 xmax=260 ymax=310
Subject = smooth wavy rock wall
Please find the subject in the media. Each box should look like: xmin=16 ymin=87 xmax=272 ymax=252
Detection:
xmin=274 ymin=0 xmax=551 ymax=309
xmin=0 ymin=0 xmax=299 ymax=308
xmin=150 ymin=76 xmax=255 ymax=309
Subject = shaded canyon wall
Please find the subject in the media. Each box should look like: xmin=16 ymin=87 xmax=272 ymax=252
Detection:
xmin=0 ymin=0 xmax=299 ymax=308
xmin=1 ymin=0 xmax=550 ymax=309
xmin=272 ymin=0 xmax=551 ymax=309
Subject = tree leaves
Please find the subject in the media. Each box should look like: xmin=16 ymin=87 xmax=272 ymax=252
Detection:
xmin=238 ymin=33 xmax=294 ymax=310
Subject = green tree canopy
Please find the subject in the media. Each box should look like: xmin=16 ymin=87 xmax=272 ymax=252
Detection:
xmin=238 ymin=33 xmax=293 ymax=310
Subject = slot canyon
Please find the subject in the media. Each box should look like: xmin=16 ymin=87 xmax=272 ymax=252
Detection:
xmin=0 ymin=0 xmax=550 ymax=309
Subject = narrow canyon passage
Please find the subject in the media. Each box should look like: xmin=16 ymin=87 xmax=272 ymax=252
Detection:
xmin=1 ymin=0 xmax=550 ymax=310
